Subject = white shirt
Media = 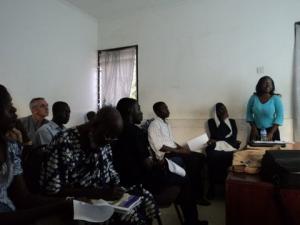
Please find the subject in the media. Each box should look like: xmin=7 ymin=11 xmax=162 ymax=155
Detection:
xmin=148 ymin=117 xmax=177 ymax=160
xmin=33 ymin=121 xmax=65 ymax=147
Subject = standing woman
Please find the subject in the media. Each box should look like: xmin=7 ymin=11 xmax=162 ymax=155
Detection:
xmin=246 ymin=76 xmax=284 ymax=141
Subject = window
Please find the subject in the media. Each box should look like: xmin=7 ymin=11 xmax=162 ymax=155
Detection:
xmin=97 ymin=45 xmax=138 ymax=108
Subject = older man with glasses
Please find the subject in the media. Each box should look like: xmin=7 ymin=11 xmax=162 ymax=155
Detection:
xmin=20 ymin=97 xmax=49 ymax=142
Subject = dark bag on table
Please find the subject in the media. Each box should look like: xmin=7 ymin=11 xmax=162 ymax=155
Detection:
xmin=261 ymin=150 xmax=300 ymax=188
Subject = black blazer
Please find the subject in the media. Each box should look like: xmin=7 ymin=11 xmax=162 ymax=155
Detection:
xmin=207 ymin=118 xmax=240 ymax=149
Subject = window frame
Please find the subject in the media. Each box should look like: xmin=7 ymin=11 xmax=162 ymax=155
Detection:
xmin=97 ymin=45 xmax=138 ymax=109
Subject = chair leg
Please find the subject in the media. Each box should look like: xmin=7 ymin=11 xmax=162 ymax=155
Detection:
xmin=156 ymin=214 xmax=163 ymax=225
xmin=174 ymin=204 xmax=184 ymax=225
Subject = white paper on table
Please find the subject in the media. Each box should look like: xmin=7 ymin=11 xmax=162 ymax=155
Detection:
xmin=73 ymin=200 xmax=114 ymax=223
xmin=187 ymin=133 xmax=209 ymax=153
xmin=166 ymin=158 xmax=186 ymax=177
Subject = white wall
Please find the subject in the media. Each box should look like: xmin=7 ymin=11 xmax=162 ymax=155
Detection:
xmin=98 ymin=0 xmax=300 ymax=143
xmin=0 ymin=0 xmax=98 ymax=126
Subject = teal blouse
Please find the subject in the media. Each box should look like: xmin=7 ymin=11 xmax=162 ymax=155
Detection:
xmin=246 ymin=94 xmax=284 ymax=129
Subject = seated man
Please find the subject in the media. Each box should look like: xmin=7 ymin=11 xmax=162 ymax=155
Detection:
xmin=0 ymin=84 xmax=73 ymax=225
xmin=33 ymin=101 xmax=70 ymax=148
xmin=113 ymin=97 xmax=208 ymax=225
xmin=206 ymin=102 xmax=240 ymax=199
xmin=148 ymin=101 xmax=209 ymax=206
xmin=40 ymin=106 xmax=159 ymax=225
xmin=20 ymin=97 xmax=49 ymax=141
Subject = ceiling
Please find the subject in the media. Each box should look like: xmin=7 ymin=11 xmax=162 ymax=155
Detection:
xmin=64 ymin=0 xmax=185 ymax=21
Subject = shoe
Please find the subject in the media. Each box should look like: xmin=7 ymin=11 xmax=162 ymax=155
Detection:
xmin=196 ymin=198 xmax=211 ymax=206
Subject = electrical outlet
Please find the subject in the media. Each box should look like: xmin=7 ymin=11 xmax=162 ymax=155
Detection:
xmin=256 ymin=66 xmax=264 ymax=74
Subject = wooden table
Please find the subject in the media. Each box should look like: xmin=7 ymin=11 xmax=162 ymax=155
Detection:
xmin=226 ymin=172 xmax=300 ymax=225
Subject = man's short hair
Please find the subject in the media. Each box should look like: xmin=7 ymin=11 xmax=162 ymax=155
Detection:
xmin=153 ymin=101 xmax=165 ymax=114
xmin=93 ymin=106 xmax=121 ymax=131
xmin=52 ymin=101 xmax=69 ymax=114
xmin=86 ymin=111 xmax=96 ymax=121
xmin=116 ymin=98 xmax=137 ymax=119
xmin=29 ymin=97 xmax=45 ymax=110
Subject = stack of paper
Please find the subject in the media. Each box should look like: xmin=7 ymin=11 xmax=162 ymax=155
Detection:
xmin=73 ymin=200 xmax=114 ymax=223
xmin=187 ymin=133 xmax=209 ymax=153
xmin=166 ymin=158 xmax=186 ymax=177
xmin=92 ymin=193 xmax=141 ymax=214
xmin=73 ymin=194 xmax=142 ymax=222
xmin=108 ymin=193 xmax=141 ymax=214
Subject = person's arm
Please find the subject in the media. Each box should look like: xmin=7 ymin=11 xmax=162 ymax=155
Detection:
xmin=267 ymin=124 xmax=279 ymax=141
xmin=249 ymin=122 xmax=259 ymax=141
xmin=224 ymin=119 xmax=238 ymax=143
xmin=225 ymin=119 xmax=241 ymax=148
xmin=148 ymin=122 xmax=166 ymax=159
xmin=246 ymin=95 xmax=259 ymax=141
xmin=135 ymin=130 xmax=154 ymax=169
xmin=267 ymin=96 xmax=284 ymax=140
xmin=266 ymin=96 xmax=283 ymax=140
xmin=207 ymin=119 xmax=217 ymax=145
xmin=160 ymin=143 xmax=190 ymax=154
xmin=3 ymin=146 xmax=73 ymax=225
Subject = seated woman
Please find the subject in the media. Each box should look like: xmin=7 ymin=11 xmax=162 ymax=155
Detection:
xmin=0 ymin=84 xmax=73 ymax=225
xmin=40 ymin=106 xmax=159 ymax=225
xmin=206 ymin=103 xmax=240 ymax=199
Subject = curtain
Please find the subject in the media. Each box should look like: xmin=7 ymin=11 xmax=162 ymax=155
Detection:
xmin=99 ymin=47 xmax=136 ymax=106
xmin=293 ymin=23 xmax=300 ymax=141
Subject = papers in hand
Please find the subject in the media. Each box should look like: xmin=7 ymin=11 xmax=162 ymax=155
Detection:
xmin=166 ymin=158 xmax=186 ymax=177
xmin=187 ymin=133 xmax=209 ymax=153
xmin=106 ymin=193 xmax=141 ymax=214
xmin=73 ymin=194 xmax=141 ymax=222
xmin=92 ymin=193 xmax=141 ymax=214
xmin=73 ymin=200 xmax=114 ymax=223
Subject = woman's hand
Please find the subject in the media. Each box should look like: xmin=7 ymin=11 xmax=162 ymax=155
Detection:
xmin=267 ymin=133 xmax=273 ymax=141
xmin=267 ymin=124 xmax=278 ymax=141
xmin=250 ymin=125 xmax=259 ymax=141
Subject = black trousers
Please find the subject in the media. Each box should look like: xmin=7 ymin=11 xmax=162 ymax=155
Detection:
xmin=206 ymin=148 xmax=233 ymax=187
xmin=144 ymin=155 xmax=201 ymax=225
